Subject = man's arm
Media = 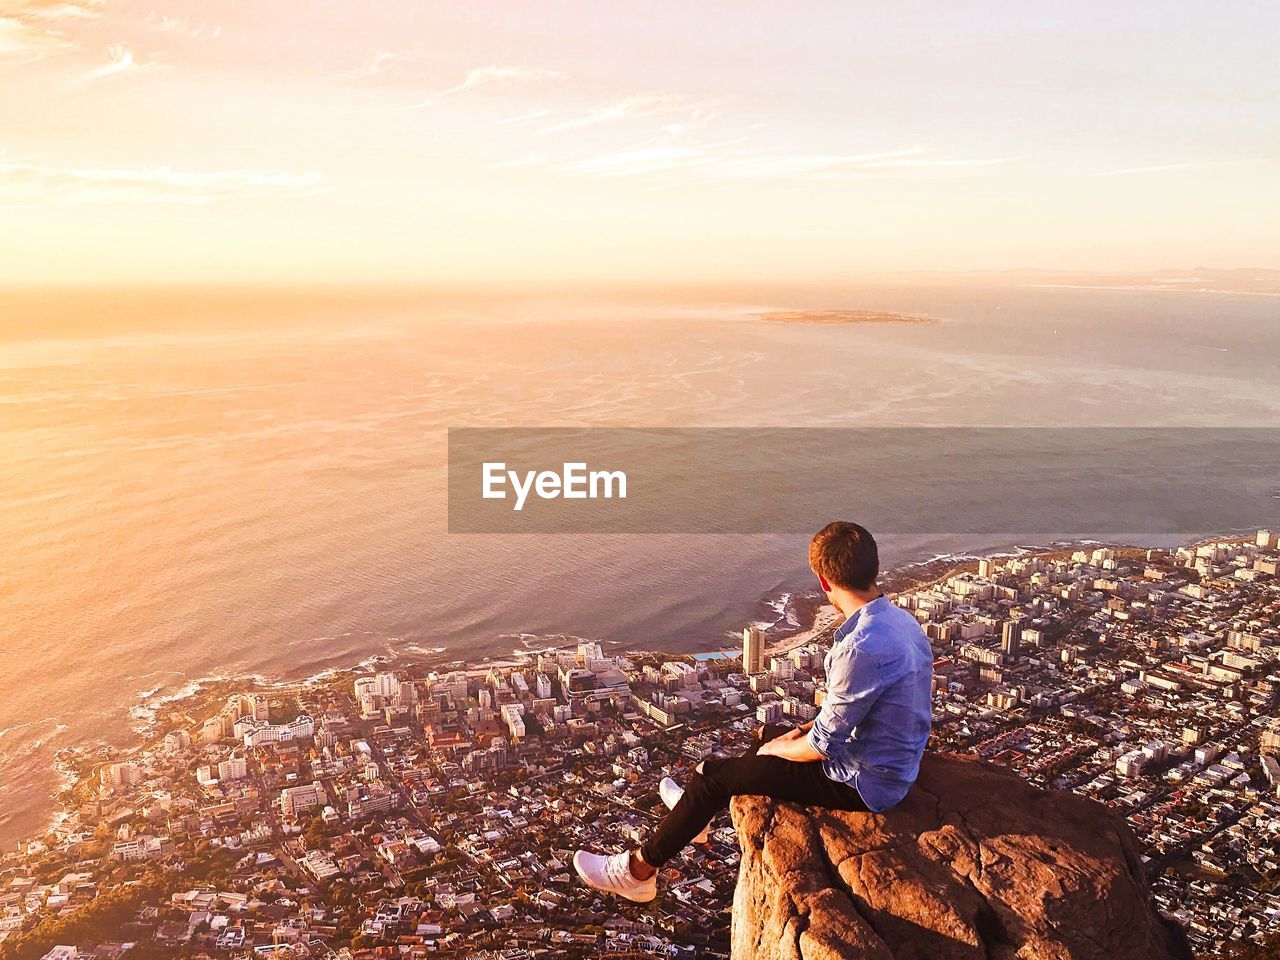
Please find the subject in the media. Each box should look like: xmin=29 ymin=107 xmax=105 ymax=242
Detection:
xmin=802 ymin=644 xmax=886 ymax=762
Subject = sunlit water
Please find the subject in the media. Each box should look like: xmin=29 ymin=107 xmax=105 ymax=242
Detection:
xmin=1 ymin=283 xmax=1277 ymax=846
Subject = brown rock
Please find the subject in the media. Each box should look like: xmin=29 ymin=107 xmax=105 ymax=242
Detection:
xmin=729 ymin=752 xmax=1192 ymax=960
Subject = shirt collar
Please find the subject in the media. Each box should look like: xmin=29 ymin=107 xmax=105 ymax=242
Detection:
xmin=833 ymin=594 xmax=888 ymax=642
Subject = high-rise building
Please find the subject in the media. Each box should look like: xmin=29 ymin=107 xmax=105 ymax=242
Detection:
xmin=756 ymin=701 xmax=783 ymax=725
xmin=1000 ymin=619 xmax=1022 ymax=656
xmin=743 ymin=626 xmax=765 ymax=675
xmin=535 ymin=672 xmax=553 ymax=700
xmin=1258 ymin=529 xmax=1275 ymax=549
xmin=218 ymin=757 xmax=248 ymax=781
xmin=1115 ymin=751 xmax=1144 ymax=778
xmin=100 ymin=762 xmax=144 ymax=789
xmin=248 ymin=694 xmax=271 ymax=721
xmin=164 ymin=729 xmax=192 ymax=753
xmin=501 ymin=703 xmax=526 ymax=740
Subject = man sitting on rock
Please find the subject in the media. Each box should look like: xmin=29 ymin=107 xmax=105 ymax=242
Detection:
xmin=573 ymin=520 xmax=935 ymax=903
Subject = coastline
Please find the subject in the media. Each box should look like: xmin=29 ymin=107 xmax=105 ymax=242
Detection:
xmin=19 ymin=532 xmax=1252 ymax=854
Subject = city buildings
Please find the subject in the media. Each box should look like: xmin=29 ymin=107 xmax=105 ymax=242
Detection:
xmin=4 ymin=530 xmax=1279 ymax=957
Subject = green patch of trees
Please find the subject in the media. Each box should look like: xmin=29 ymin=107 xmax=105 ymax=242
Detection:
xmin=1218 ymin=933 xmax=1280 ymax=959
xmin=0 ymin=875 xmax=168 ymax=960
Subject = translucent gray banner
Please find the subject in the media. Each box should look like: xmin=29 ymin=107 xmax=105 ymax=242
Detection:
xmin=447 ymin=428 xmax=1280 ymax=534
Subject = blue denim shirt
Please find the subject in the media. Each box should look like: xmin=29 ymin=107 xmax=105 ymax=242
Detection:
xmin=806 ymin=595 xmax=934 ymax=811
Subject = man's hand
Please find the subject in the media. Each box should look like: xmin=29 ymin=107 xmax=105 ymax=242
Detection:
xmin=756 ymin=723 xmax=798 ymax=742
xmin=756 ymin=728 xmax=824 ymax=763
xmin=755 ymin=722 xmax=812 ymax=742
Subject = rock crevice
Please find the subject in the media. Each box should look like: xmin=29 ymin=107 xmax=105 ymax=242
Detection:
xmin=728 ymin=752 xmax=1193 ymax=960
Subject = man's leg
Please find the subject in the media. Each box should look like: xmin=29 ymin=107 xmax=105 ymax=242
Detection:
xmin=655 ymin=724 xmax=792 ymax=846
xmin=639 ymin=739 xmax=866 ymax=868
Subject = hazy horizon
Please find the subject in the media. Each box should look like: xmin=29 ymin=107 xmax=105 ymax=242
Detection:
xmin=3 ymin=1 xmax=1278 ymax=286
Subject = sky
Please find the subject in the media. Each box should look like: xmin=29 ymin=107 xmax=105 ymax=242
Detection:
xmin=1 ymin=0 xmax=1278 ymax=286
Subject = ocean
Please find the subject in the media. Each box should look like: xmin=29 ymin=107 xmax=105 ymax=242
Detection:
xmin=1 ymin=282 xmax=1277 ymax=847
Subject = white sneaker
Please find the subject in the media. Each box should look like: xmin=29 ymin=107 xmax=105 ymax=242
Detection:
xmin=573 ymin=850 xmax=657 ymax=903
xmin=659 ymin=776 xmax=709 ymax=844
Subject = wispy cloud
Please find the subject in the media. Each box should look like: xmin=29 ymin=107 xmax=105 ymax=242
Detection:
xmin=7 ymin=0 xmax=103 ymax=20
xmin=656 ymin=107 xmax=723 ymax=140
xmin=492 ymin=108 xmax=552 ymax=126
xmin=340 ymin=50 xmax=407 ymax=81
xmin=487 ymin=152 xmax=559 ymax=170
xmin=142 ymin=11 xmax=221 ymax=40
xmin=0 ymin=0 xmax=103 ymax=61
xmin=403 ymin=64 xmax=564 ymax=110
xmin=490 ymin=141 xmax=1018 ymax=186
xmin=536 ymin=92 xmax=693 ymax=135
xmin=0 ymin=156 xmax=328 ymax=204
xmin=0 ymin=15 xmax=73 ymax=59
xmin=1100 ymin=159 xmax=1256 ymax=176
xmin=78 ymin=41 xmax=166 ymax=84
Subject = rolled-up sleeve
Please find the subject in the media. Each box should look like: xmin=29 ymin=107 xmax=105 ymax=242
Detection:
xmin=807 ymin=644 xmax=885 ymax=760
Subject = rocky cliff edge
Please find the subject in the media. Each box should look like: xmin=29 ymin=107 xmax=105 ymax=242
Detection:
xmin=729 ymin=752 xmax=1193 ymax=960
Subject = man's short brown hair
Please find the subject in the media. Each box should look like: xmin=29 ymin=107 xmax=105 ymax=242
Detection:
xmin=809 ymin=521 xmax=879 ymax=591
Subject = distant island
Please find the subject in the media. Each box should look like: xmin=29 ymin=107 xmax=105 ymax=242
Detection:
xmin=756 ymin=309 xmax=935 ymax=325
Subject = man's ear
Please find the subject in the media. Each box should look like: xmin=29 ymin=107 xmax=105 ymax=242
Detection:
xmin=816 ymin=572 xmax=832 ymax=593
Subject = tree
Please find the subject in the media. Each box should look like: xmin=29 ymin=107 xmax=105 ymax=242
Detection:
xmin=1220 ymin=933 xmax=1280 ymax=959
xmin=0 ymin=877 xmax=170 ymax=960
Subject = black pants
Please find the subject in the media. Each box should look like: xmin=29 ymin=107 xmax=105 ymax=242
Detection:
xmin=639 ymin=724 xmax=868 ymax=867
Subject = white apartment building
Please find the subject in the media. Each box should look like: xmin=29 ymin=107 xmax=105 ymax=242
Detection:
xmin=279 ymin=780 xmax=325 ymax=818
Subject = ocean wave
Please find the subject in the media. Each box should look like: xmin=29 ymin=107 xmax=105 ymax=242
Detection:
xmin=0 ymin=717 xmax=60 ymax=742
xmin=732 ymin=591 xmax=809 ymax=638
xmin=498 ymin=632 xmax=595 ymax=654
xmin=127 ymin=672 xmax=241 ymax=736
xmin=402 ymin=644 xmax=448 ymax=656
xmin=290 ymin=654 xmax=392 ymax=685
xmin=0 ymin=719 xmax=69 ymax=765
